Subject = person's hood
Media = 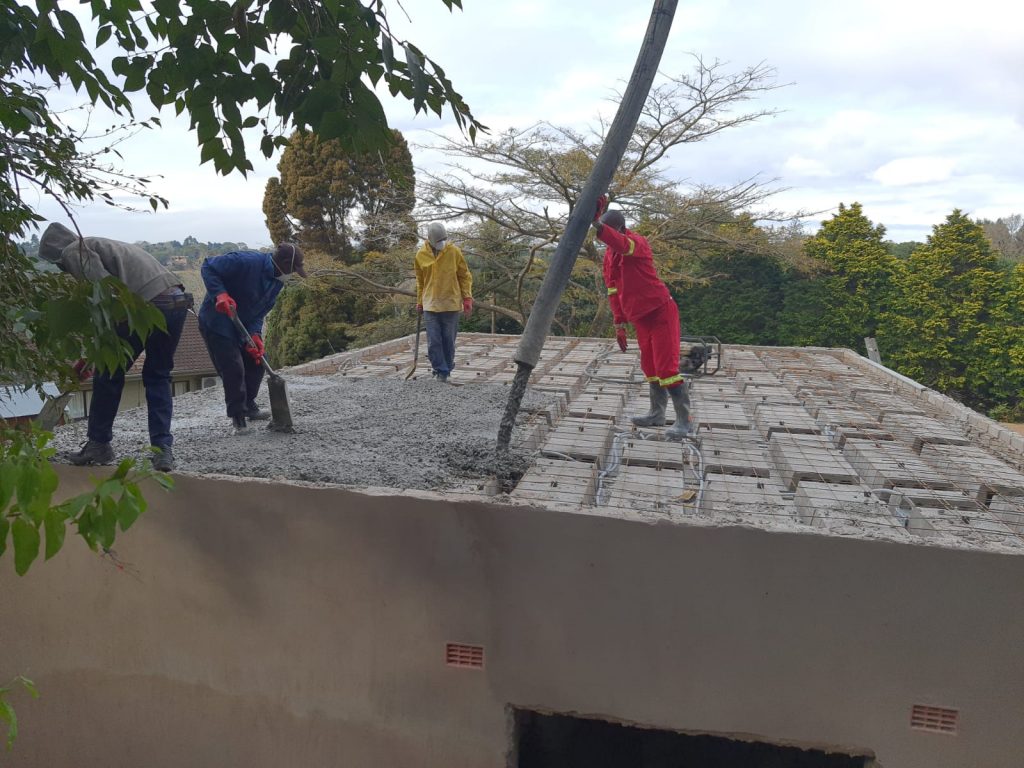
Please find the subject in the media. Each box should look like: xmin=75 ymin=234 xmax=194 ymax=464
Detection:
xmin=38 ymin=223 xmax=77 ymax=268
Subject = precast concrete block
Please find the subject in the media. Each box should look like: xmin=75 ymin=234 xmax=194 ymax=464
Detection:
xmin=689 ymin=377 xmax=741 ymax=398
xmin=511 ymin=458 xmax=598 ymax=507
xmin=988 ymin=495 xmax=1024 ymax=535
xmin=832 ymin=425 xmax=896 ymax=449
xmin=886 ymin=487 xmax=986 ymax=513
xmin=567 ymin=391 xmax=625 ymax=421
xmin=530 ymin=374 xmax=585 ymax=400
xmin=613 ymin=432 xmax=690 ymax=471
xmin=541 ymin=416 xmax=615 ymax=463
xmin=814 ymin=405 xmax=881 ymax=431
xmin=882 ymin=413 xmax=970 ymax=453
xmin=793 ymin=481 xmax=904 ymax=535
xmin=742 ymin=385 xmax=803 ymax=407
xmin=768 ymin=433 xmax=860 ymax=491
xmin=698 ymin=474 xmax=794 ymax=521
xmin=897 ymin=498 xmax=1021 ymax=546
xmin=599 ymin=464 xmax=696 ymax=518
xmin=699 ymin=432 xmax=772 ymax=477
xmin=753 ymin=403 xmax=820 ymax=439
xmin=919 ymin=443 xmax=1024 ymax=501
xmin=693 ymin=399 xmax=751 ymax=430
xmin=735 ymin=371 xmax=783 ymax=388
xmin=842 ymin=439 xmax=958 ymax=492
xmin=852 ymin=391 xmax=925 ymax=418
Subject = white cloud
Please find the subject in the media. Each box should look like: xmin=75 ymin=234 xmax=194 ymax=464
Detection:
xmin=24 ymin=0 xmax=1024 ymax=246
xmin=871 ymin=157 xmax=957 ymax=186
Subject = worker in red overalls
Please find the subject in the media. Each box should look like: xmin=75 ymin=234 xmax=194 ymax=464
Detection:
xmin=593 ymin=196 xmax=692 ymax=439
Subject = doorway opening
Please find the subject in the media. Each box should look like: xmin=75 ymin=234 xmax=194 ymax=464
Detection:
xmin=514 ymin=709 xmax=872 ymax=768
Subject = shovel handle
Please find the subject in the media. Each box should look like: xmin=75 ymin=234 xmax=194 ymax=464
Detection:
xmin=227 ymin=308 xmax=279 ymax=378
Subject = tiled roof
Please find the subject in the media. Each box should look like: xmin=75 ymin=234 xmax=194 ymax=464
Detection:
xmin=127 ymin=311 xmax=216 ymax=376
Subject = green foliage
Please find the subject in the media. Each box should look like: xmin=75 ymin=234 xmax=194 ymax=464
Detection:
xmin=265 ymin=281 xmax=355 ymax=366
xmin=780 ymin=203 xmax=900 ymax=352
xmin=881 ymin=210 xmax=1013 ymax=409
xmin=678 ymin=252 xmax=785 ymax=343
xmin=0 ymin=675 xmax=38 ymax=751
xmin=263 ymin=128 xmax=415 ymax=261
xmin=2 ymin=0 xmax=482 ymax=177
xmin=1 ymin=424 xmax=172 ymax=576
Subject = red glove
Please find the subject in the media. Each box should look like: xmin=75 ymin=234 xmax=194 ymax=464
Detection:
xmin=416 ymin=303 xmax=423 ymax=314
xmin=594 ymin=194 xmax=608 ymax=223
xmin=215 ymin=292 xmax=237 ymax=315
xmin=462 ymin=297 xmax=473 ymax=316
xmin=615 ymin=326 xmax=628 ymax=352
xmin=246 ymin=333 xmax=264 ymax=364
xmin=72 ymin=359 xmax=93 ymax=381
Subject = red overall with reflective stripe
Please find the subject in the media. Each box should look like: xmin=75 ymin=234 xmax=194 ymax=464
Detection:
xmin=599 ymin=224 xmax=682 ymax=386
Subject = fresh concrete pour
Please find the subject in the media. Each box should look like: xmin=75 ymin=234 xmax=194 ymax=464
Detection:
xmin=51 ymin=375 xmax=549 ymax=491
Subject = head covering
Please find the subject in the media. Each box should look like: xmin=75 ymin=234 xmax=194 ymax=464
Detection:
xmin=275 ymin=243 xmax=306 ymax=277
xmin=427 ymin=221 xmax=448 ymax=249
xmin=600 ymin=209 xmax=626 ymax=233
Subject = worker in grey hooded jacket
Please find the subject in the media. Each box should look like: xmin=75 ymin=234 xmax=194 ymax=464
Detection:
xmin=38 ymin=222 xmax=190 ymax=471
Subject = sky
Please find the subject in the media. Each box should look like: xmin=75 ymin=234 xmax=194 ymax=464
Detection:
xmin=32 ymin=0 xmax=1024 ymax=247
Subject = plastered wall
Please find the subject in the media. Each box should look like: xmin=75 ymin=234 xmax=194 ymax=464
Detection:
xmin=2 ymin=466 xmax=1023 ymax=767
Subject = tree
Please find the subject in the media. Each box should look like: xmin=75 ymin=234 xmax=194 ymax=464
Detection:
xmin=979 ymin=214 xmax=1024 ymax=263
xmin=778 ymin=203 xmax=900 ymax=352
xmin=2 ymin=0 xmax=481 ymax=577
xmin=261 ymin=128 xmax=415 ymax=261
xmin=881 ymin=210 xmax=1007 ymax=406
xmin=321 ymin=57 xmax=791 ymax=339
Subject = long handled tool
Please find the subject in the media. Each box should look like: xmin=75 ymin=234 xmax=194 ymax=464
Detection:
xmin=404 ymin=311 xmax=422 ymax=380
xmin=228 ymin=309 xmax=294 ymax=432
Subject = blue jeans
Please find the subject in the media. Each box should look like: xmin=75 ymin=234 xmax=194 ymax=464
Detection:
xmin=424 ymin=310 xmax=460 ymax=377
xmin=88 ymin=304 xmax=187 ymax=449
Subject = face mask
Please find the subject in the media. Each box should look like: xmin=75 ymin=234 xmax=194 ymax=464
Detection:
xmin=433 ymin=239 xmax=447 ymax=251
xmin=275 ymin=271 xmax=298 ymax=284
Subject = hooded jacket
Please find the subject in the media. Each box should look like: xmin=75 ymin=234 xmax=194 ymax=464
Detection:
xmin=598 ymin=224 xmax=672 ymax=324
xmin=38 ymin=223 xmax=181 ymax=301
xmin=415 ymin=241 xmax=473 ymax=312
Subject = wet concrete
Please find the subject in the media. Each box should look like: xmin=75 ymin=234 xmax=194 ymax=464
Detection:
xmin=49 ymin=375 xmax=550 ymax=491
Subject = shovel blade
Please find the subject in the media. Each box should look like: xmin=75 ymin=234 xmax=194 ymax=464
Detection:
xmin=266 ymin=373 xmax=294 ymax=432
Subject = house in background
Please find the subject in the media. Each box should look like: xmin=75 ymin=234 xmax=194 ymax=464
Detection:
xmin=0 ymin=383 xmax=61 ymax=426
xmin=67 ymin=311 xmax=218 ymax=421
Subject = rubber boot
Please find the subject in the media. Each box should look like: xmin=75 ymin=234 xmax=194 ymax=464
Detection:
xmin=665 ymin=384 xmax=693 ymax=440
xmin=631 ymin=383 xmax=667 ymax=427
xmin=232 ymin=414 xmax=249 ymax=435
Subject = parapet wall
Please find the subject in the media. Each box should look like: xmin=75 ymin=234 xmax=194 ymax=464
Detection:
xmin=2 ymin=466 xmax=1023 ymax=767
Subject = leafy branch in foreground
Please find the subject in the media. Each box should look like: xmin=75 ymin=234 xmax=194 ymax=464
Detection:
xmin=0 ymin=424 xmax=173 ymax=576
xmin=0 ymin=675 xmax=39 ymax=751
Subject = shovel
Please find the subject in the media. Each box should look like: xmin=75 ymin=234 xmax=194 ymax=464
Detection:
xmin=228 ymin=309 xmax=294 ymax=433
xmin=404 ymin=311 xmax=422 ymax=380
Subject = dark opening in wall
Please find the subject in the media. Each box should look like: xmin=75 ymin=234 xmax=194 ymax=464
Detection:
xmin=514 ymin=709 xmax=871 ymax=768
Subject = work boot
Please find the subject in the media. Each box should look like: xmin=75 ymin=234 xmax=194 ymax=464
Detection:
xmin=151 ymin=446 xmax=175 ymax=473
xmin=631 ymin=383 xmax=667 ymax=427
xmin=246 ymin=402 xmax=270 ymax=421
xmin=665 ymin=384 xmax=693 ymax=440
xmin=68 ymin=440 xmax=114 ymax=466
xmin=232 ymin=414 xmax=249 ymax=434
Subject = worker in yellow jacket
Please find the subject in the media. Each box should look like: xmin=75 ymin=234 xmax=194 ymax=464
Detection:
xmin=414 ymin=222 xmax=473 ymax=383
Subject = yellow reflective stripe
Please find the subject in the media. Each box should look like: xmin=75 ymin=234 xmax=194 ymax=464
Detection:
xmin=645 ymin=376 xmax=660 ymax=383
xmin=626 ymin=239 xmax=636 ymax=256
xmin=660 ymin=374 xmax=684 ymax=387
xmin=607 ymin=286 xmax=618 ymax=295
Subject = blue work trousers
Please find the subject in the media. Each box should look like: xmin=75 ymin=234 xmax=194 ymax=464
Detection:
xmin=199 ymin=328 xmax=265 ymax=418
xmin=424 ymin=310 xmax=460 ymax=377
xmin=88 ymin=304 xmax=187 ymax=448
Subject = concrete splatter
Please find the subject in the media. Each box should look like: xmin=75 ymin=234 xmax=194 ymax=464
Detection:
xmin=50 ymin=374 xmax=554 ymax=492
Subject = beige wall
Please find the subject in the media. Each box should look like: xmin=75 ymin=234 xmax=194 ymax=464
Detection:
xmin=2 ymin=467 xmax=1023 ymax=767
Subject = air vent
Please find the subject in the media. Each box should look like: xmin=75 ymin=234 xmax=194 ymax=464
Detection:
xmin=911 ymin=704 xmax=959 ymax=734
xmin=445 ymin=642 xmax=484 ymax=669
